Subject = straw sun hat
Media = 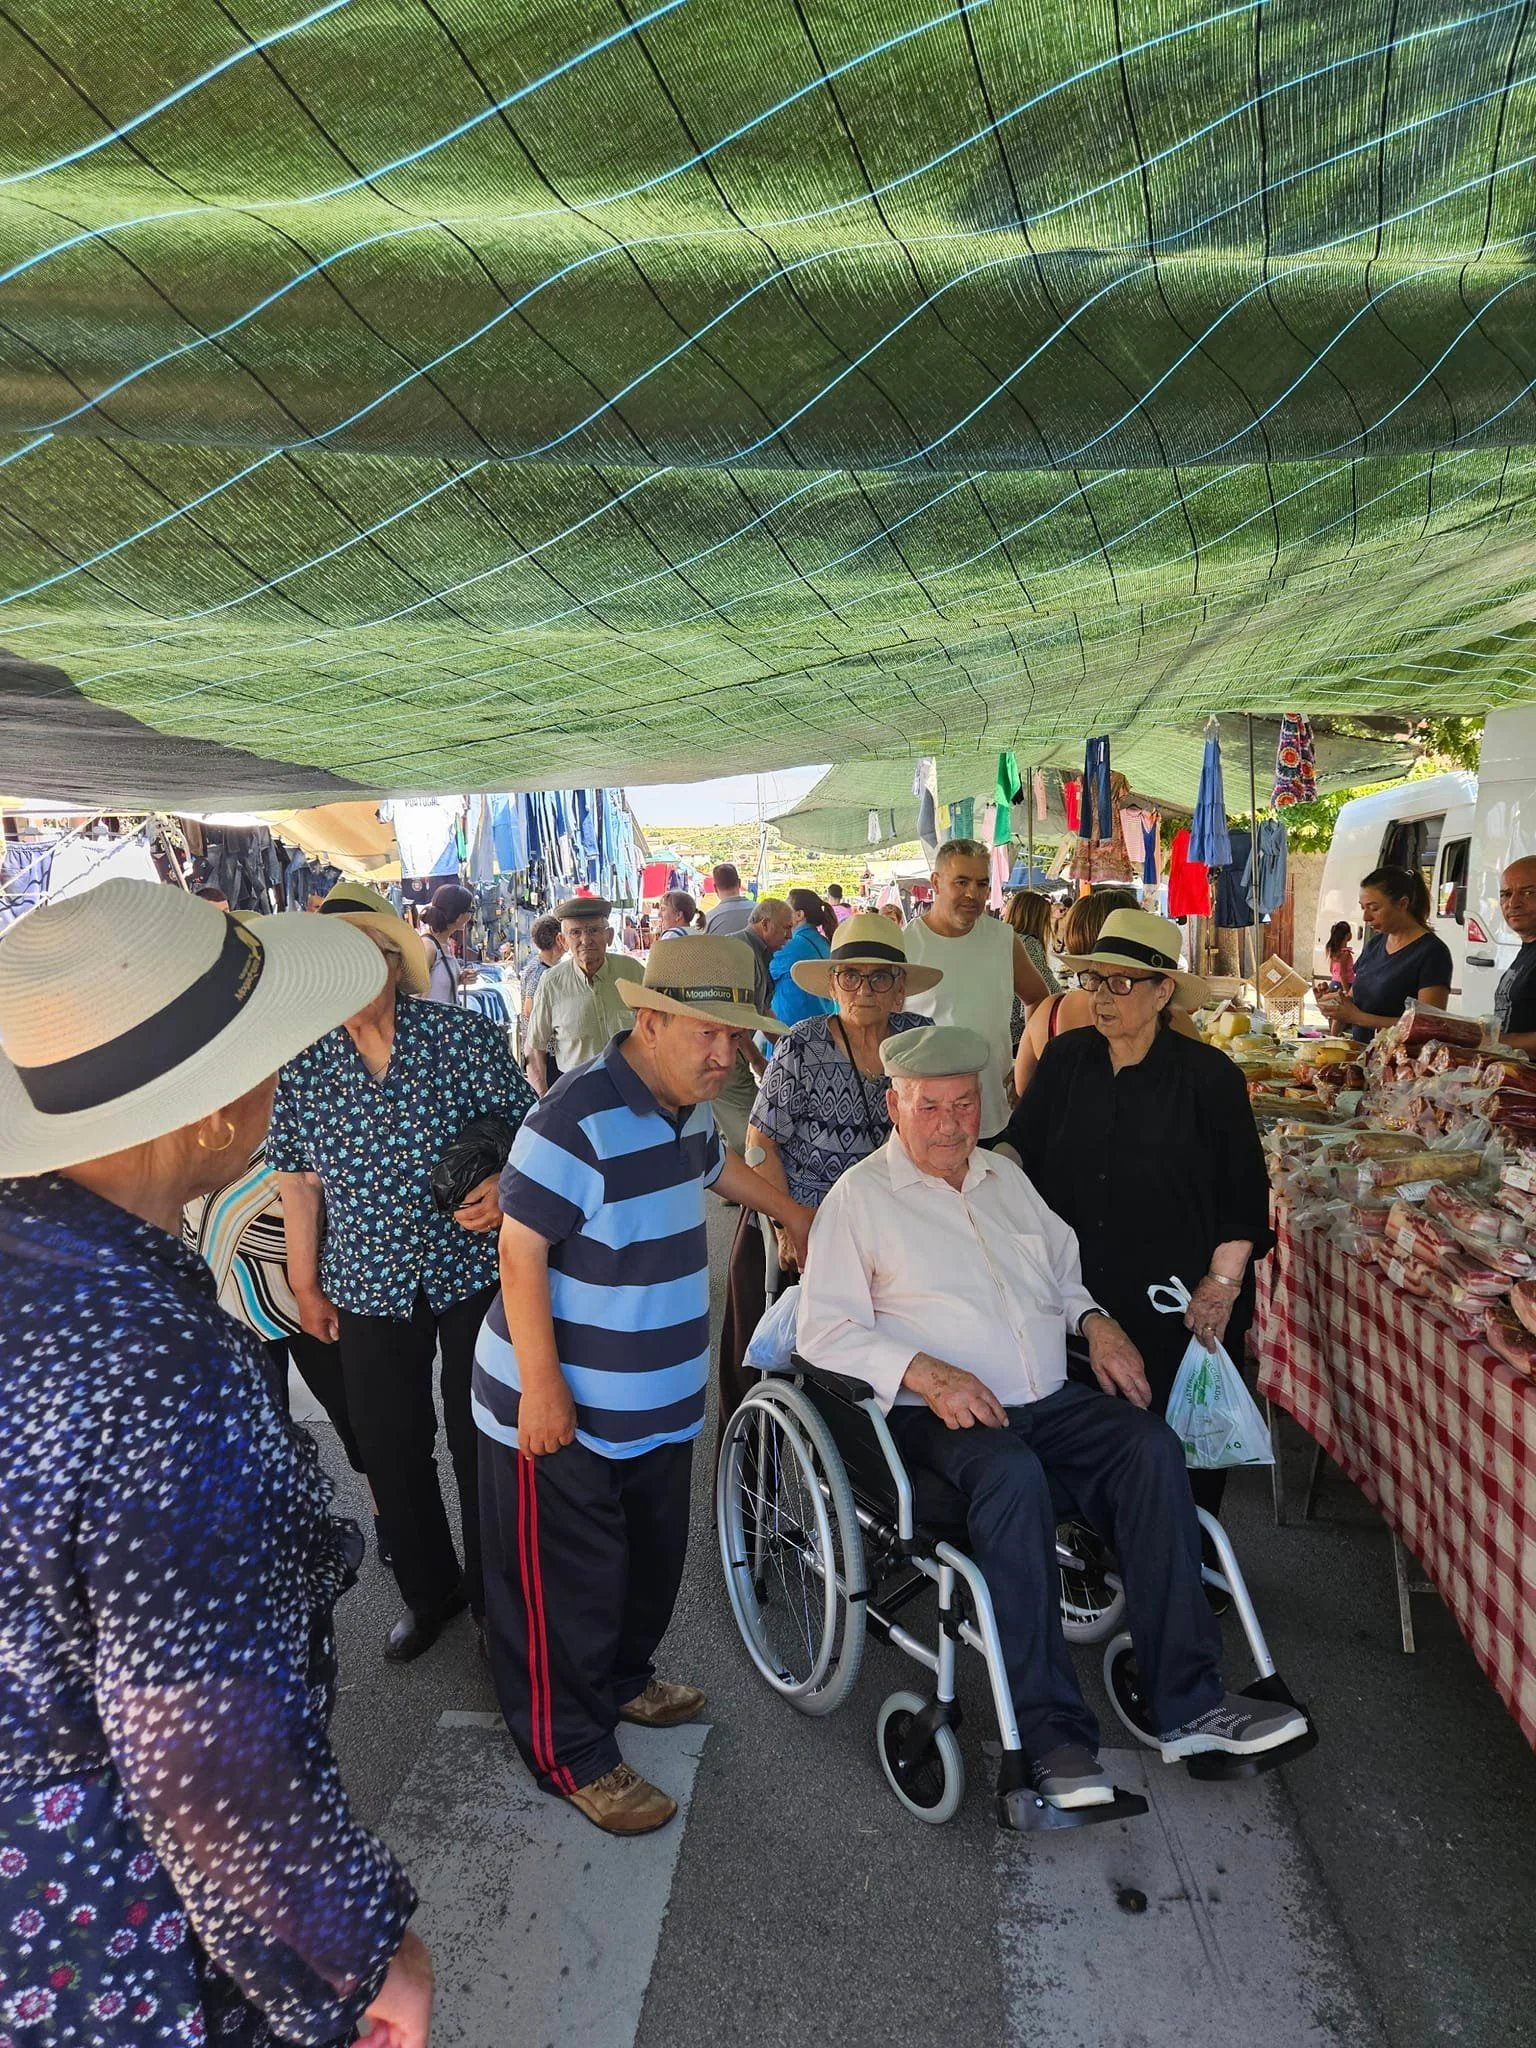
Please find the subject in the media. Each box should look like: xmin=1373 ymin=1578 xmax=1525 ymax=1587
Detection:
xmin=790 ymin=910 xmax=944 ymax=999
xmin=620 ymin=933 xmax=784 ymax=1035
xmin=1059 ymin=906 xmax=1210 ymax=1008
xmin=0 ymin=878 xmax=385 ymax=1177
xmin=317 ymin=878 xmax=431 ymax=995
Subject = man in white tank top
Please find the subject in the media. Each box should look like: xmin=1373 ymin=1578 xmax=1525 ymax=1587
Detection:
xmin=903 ymin=839 xmax=1049 ymax=1139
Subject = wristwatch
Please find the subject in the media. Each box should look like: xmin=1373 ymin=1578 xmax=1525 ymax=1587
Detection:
xmin=1076 ymin=1306 xmax=1111 ymax=1337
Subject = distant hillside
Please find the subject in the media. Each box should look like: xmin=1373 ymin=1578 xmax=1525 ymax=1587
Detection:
xmin=636 ymin=819 xmax=922 ymax=898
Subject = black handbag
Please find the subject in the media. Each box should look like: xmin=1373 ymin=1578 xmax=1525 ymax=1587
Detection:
xmin=431 ymin=1115 xmax=516 ymax=1213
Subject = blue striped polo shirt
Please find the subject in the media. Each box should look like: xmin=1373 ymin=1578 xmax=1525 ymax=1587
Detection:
xmin=473 ymin=1034 xmax=724 ymax=1459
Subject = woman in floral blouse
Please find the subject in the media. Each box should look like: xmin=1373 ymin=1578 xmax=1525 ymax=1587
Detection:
xmin=0 ymin=880 xmax=430 ymax=2046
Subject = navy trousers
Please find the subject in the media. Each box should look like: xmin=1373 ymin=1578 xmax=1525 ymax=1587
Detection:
xmin=480 ymin=1435 xmax=693 ymax=1794
xmin=887 ymin=1379 xmax=1223 ymax=1759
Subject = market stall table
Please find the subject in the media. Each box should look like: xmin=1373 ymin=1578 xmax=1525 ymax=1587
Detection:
xmin=1254 ymin=1197 xmax=1536 ymax=1750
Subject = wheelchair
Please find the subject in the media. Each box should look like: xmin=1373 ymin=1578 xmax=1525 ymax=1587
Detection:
xmin=716 ymin=1355 xmax=1316 ymax=1834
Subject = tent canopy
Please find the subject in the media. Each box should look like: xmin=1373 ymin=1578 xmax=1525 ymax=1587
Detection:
xmin=2 ymin=1 xmax=1533 ymax=804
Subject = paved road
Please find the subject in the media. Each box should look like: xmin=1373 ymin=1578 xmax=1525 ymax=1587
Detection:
xmin=318 ymin=1205 xmax=1536 ymax=2048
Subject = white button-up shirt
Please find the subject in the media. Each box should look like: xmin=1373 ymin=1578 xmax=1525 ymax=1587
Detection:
xmin=796 ymin=1132 xmax=1102 ymax=1413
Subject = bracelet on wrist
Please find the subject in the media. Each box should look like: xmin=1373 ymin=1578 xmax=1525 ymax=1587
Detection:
xmin=1206 ymin=1271 xmax=1241 ymax=1290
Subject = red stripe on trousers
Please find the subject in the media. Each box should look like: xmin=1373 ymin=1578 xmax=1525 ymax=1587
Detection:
xmin=520 ymin=1450 xmax=577 ymax=1796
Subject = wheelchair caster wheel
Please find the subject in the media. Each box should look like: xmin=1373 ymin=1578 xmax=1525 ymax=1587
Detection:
xmin=876 ymin=1691 xmax=965 ymax=1824
xmin=1102 ymin=1633 xmax=1161 ymax=1751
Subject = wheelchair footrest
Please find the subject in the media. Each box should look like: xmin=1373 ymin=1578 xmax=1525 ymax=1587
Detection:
xmin=996 ymin=1786 xmax=1149 ymax=1833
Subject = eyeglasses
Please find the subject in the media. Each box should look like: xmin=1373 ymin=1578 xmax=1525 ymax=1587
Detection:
xmin=1076 ymin=970 xmax=1165 ymax=996
xmin=831 ymin=965 xmax=901 ymax=994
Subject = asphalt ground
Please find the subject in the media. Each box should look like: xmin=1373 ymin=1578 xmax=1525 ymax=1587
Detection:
xmin=320 ymin=1204 xmax=1536 ymax=2048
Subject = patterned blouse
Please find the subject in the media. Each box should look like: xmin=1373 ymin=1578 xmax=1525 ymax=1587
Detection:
xmin=750 ymin=1012 xmax=930 ymax=1207
xmin=0 ymin=1174 xmax=414 ymax=2045
xmin=267 ymin=994 xmax=535 ymax=1318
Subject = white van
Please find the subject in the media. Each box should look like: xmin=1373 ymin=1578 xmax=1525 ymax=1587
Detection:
xmin=1315 ymin=707 xmax=1536 ymax=1017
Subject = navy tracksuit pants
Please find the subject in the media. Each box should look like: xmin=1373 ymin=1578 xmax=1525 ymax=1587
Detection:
xmin=480 ymin=1434 xmax=693 ymax=1794
xmin=887 ymin=1379 xmax=1223 ymax=1759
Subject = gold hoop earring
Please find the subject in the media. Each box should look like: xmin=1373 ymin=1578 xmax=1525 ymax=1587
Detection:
xmin=197 ymin=1119 xmax=236 ymax=1154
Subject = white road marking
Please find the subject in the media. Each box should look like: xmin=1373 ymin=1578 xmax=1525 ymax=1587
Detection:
xmin=381 ymin=1709 xmax=708 ymax=2048
xmin=995 ymin=1749 xmax=1384 ymax=2048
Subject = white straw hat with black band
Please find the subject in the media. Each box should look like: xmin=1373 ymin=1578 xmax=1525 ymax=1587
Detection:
xmin=790 ymin=910 xmax=944 ymax=998
xmin=1059 ymin=907 xmax=1210 ymax=1008
xmin=620 ymin=933 xmax=784 ymax=1035
xmin=0 ymin=879 xmax=386 ymax=1177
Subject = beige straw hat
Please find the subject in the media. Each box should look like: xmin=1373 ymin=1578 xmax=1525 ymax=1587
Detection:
xmin=317 ymin=878 xmax=431 ymax=995
xmin=791 ymin=910 xmax=943 ymax=998
xmin=1059 ymin=906 xmax=1210 ymax=1008
xmin=620 ymin=933 xmax=784 ymax=1035
xmin=0 ymin=879 xmax=385 ymax=1177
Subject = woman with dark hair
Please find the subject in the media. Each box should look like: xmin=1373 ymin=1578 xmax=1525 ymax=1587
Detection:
xmin=1318 ymin=864 xmax=1451 ymax=1041
xmin=769 ymin=889 xmax=837 ymax=1027
xmin=420 ymin=882 xmax=475 ymax=1004
xmin=1005 ymin=890 xmax=1061 ymax=1049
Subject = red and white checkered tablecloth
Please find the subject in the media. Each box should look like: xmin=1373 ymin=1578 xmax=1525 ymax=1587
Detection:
xmin=1253 ymin=1200 xmax=1536 ymax=1749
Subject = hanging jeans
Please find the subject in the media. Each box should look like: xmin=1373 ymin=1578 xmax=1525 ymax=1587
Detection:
xmin=1081 ymin=736 xmax=1113 ymax=840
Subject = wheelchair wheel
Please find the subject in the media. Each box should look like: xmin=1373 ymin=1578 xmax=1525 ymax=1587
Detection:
xmin=717 ymin=1380 xmax=867 ymax=1715
xmin=876 ymin=1691 xmax=965 ymax=1824
xmin=1056 ymin=1518 xmax=1127 ymax=1644
xmin=1102 ymin=1632 xmax=1161 ymax=1750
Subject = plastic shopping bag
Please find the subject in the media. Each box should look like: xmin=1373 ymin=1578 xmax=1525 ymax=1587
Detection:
xmin=743 ymin=1283 xmax=801 ymax=1373
xmin=1148 ymin=1276 xmax=1274 ymax=1469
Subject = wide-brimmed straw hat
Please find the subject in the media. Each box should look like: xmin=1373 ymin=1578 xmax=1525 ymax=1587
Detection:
xmin=1060 ymin=907 xmax=1210 ymax=1008
xmin=317 ymin=879 xmax=430 ymax=995
xmin=790 ymin=911 xmax=943 ymax=998
xmin=0 ymin=878 xmax=385 ymax=1177
xmin=620 ymin=934 xmax=784 ymax=1036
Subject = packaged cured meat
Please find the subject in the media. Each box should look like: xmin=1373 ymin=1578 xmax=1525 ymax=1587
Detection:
xmin=1483 ymin=1304 xmax=1536 ymax=1377
xmin=1496 ymin=1181 xmax=1536 ymax=1228
xmin=1345 ymin=1131 xmax=1427 ymax=1160
xmin=1418 ymin=1041 xmax=1485 ymax=1075
xmin=1355 ymin=1149 xmax=1482 ymax=1192
xmin=1478 ymin=1056 xmax=1536 ymax=1093
xmin=1510 ymin=1279 xmax=1536 ymax=1339
xmin=1348 ymin=1204 xmax=1391 ymax=1238
xmin=1500 ymin=1157 xmax=1536 ymax=1195
xmin=1432 ymin=1248 xmax=1516 ymax=1300
xmin=1388 ymin=1002 xmax=1486 ymax=1053
xmin=1424 ymin=1183 xmax=1527 ymax=1247
xmin=1381 ymin=1252 xmax=1434 ymax=1297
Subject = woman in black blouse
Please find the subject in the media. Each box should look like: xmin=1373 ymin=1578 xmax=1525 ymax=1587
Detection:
xmin=1317 ymin=865 xmax=1452 ymax=1043
xmin=1003 ymin=911 xmax=1273 ymax=1515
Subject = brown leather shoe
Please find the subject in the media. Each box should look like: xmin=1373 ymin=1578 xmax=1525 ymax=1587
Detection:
xmin=564 ymin=1763 xmax=677 ymax=1835
xmin=618 ymin=1678 xmax=707 ymax=1728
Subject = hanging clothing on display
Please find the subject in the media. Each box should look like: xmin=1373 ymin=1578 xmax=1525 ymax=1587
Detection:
xmin=1 ymin=839 xmax=53 ymax=929
xmin=979 ymin=802 xmax=998 ymax=847
xmin=1033 ymin=768 xmax=1048 ymax=822
xmin=1167 ymin=829 xmax=1211 ymax=918
xmin=1215 ymin=829 xmax=1254 ymax=928
xmin=913 ymin=758 xmax=938 ymax=856
xmin=1061 ymin=776 xmax=1082 ymax=833
xmin=1189 ymin=725 xmax=1233 ymax=869
xmin=1272 ymin=715 xmax=1317 ymax=808
xmin=989 ymin=844 xmax=1011 ymax=911
xmin=1256 ymin=815 xmax=1289 ymax=915
xmin=1141 ymin=813 xmax=1161 ymax=886
xmin=994 ymin=751 xmax=1023 ymax=817
xmin=1069 ymin=770 xmax=1134 ymax=884
xmin=950 ymin=796 xmax=975 ymax=840
xmin=869 ymin=809 xmax=882 ymax=844
xmin=1079 ymin=736 xmax=1113 ymax=840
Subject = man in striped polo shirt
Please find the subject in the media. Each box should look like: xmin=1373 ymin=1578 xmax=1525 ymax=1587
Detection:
xmin=475 ymin=937 xmax=814 ymax=1835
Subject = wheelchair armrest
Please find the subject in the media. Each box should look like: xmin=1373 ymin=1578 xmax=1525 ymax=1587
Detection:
xmin=790 ymin=1352 xmax=876 ymax=1406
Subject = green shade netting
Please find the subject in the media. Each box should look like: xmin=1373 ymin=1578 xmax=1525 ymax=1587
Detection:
xmin=2 ymin=0 xmax=1534 ymax=800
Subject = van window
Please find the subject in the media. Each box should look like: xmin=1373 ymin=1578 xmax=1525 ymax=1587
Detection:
xmin=1437 ymin=837 xmax=1470 ymax=923
xmin=1379 ymin=813 xmax=1444 ymax=889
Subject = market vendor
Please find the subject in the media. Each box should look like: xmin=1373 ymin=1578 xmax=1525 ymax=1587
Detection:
xmin=1317 ymin=865 xmax=1451 ymax=1042
xmin=1002 ymin=910 xmax=1274 ymax=1523
xmin=1494 ymin=857 xmax=1536 ymax=1054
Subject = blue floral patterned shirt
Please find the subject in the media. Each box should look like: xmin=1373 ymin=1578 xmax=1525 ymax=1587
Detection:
xmin=0 ymin=1174 xmax=414 ymax=2044
xmin=268 ymin=995 xmax=535 ymax=1318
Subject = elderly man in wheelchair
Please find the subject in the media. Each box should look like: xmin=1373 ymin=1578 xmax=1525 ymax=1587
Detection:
xmin=719 ymin=1024 xmax=1310 ymax=1831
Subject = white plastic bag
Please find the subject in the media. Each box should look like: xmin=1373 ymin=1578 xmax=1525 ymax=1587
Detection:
xmin=743 ymin=1283 xmax=801 ymax=1373
xmin=1148 ymin=1277 xmax=1274 ymax=1469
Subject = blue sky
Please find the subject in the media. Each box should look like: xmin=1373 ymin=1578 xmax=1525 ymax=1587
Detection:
xmin=625 ymin=766 xmax=826 ymax=828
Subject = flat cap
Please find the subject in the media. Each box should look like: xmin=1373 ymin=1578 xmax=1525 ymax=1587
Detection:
xmin=556 ymin=894 xmax=612 ymax=922
xmin=880 ymin=1024 xmax=988 ymax=1078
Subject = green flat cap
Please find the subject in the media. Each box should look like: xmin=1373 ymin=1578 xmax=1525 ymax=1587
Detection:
xmin=556 ymin=894 xmax=612 ymax=922
xmin=880 ymin=1024 xmax=989 ymax=1078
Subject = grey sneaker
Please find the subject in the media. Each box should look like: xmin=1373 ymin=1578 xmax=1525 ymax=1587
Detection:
xmin=1030 ymin=1743 xmax=1115 ymax=1809
xmin=1160 ymin=1692 xmax=1307 ymax=1762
